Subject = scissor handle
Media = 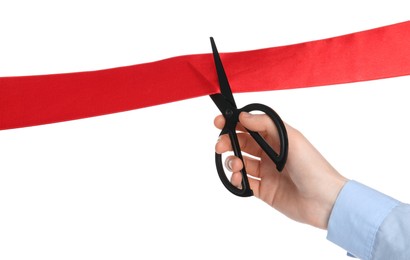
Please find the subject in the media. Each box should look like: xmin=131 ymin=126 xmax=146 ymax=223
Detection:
xmin=215 ymin=131 xmax=254 ymax=197
xmin=215 ymin=103 xmax=288 ymax=197
xmin=241 ymin=103 xmax=288 ymax=172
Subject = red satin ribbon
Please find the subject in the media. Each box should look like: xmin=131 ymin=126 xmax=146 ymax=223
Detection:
xmin=1 ymin=21 xmax=410 ymax=130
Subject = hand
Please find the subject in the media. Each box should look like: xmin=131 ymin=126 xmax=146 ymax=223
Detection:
xmin=214 ymin=112 xmax=348 ymax=229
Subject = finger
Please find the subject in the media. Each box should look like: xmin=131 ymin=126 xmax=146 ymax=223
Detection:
xmin=225 ymin=155 xmax=262 ymax=197
xmin=229 ymin=171 xmax=261 ymax=197
xmin=225 ymin=157 xmax=244 ymax=189
xmin=213 ymin=115 xmax=225 ymax=130
xmin=216 ymin=133 xmax=262 ymax=157
xmin=225 ymin=155 xmax=261 ymax=179
xmin=239 ymin=112 xmax=283 ymax=139
xmin=224 ymin=156 xmax=243 ymax=172
xmin=243 ymin=156 xmax=262 ymax=179
xmin=239 ymin=112 xmax=290 ymax=153
xmin=230 ymin=172 xmax=242 ymax=188
xmin=214 ymin=115 xmax=246 ymax=132
xmin=215 ymin=134 xmax=231 ymax=154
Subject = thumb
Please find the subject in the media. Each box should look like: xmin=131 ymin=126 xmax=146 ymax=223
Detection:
xmin=239 ymin=111 xmax=279 ymax=137
xmin=239 ymin=111 xmax=290 ymax=156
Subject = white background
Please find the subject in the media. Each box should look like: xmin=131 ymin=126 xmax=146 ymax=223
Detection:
xmin=1 ymin=1 xmax=409 ymax=259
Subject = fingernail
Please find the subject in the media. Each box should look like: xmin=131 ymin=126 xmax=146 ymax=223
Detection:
xmin=217 ymin=136 xmax=222 ymax=143
xmin=225 ymin=158 xmax=233 ymax=171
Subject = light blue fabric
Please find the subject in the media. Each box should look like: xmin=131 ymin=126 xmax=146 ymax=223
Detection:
xmin=326 ymin=180 xmax=406 ymax=259
xmin=372 ymin=203 xmax=410 ymax=259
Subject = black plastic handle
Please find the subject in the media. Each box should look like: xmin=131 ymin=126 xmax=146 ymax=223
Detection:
xmin=215 ymin=131 xmax=254 ymax=197
xmin=241 ymin=103 xmax=288 ymax=172
xmin=215 ymin=103 xmax=288 ymax=197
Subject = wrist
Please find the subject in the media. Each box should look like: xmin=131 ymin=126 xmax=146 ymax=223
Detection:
xmin=322 ymin=175 xmax=348 ymax=229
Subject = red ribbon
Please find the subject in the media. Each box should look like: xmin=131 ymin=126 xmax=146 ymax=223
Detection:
xmin=1 ymin=21 xmax=410 ymax=131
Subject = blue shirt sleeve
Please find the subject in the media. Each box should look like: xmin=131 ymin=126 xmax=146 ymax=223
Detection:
xmin=371 ymin=203 xmax=410 ymax=259
xmin=326 ymin=180 xmax=401 ymax=259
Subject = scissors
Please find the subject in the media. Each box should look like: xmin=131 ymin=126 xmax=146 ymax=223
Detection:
xmin=209 ymin=37 xmax=289 ymax=197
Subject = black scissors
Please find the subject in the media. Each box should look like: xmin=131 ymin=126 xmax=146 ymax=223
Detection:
xmin=210 ymin=37 xmax=289 ymax=197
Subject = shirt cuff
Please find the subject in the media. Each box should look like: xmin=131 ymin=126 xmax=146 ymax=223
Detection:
xmin=326 ymin=180 xmax=400 ymax=260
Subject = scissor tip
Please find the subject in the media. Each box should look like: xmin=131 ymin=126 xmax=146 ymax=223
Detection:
xmin=210 ymin=37 xmax=216 ymax=48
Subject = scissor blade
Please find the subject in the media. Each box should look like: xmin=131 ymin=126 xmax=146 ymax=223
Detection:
xmin=210 ymin=37 xmax=237 ymax=108
xmin=210 ymin=93 xmax=231 ymax=115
